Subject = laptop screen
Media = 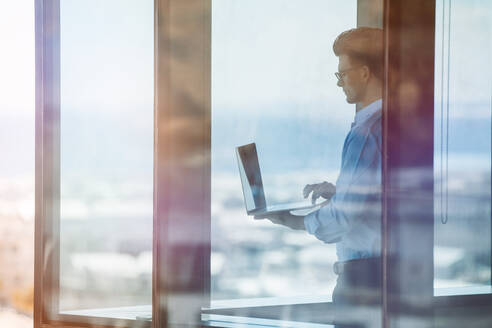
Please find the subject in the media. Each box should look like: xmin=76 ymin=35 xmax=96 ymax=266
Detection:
xmin=236 ymin=143 xmax=267 ymax=213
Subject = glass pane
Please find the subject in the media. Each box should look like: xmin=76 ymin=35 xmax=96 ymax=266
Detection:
xmin=434 ymin=0 xmax=492 ymax=296
xmin=209 ymin=0 xmax=383 ymax=326
xmin=59 ymin=0 xmax=154 ymax=320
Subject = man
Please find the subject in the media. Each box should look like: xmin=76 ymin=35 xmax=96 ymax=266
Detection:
xmin=256 ymin=27 xmax=383 ymax=327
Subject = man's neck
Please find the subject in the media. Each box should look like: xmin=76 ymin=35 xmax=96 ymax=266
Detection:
xmin=357 ymin=95 xmax=382 ymax=112
xmin=356 ymin=81 xmax=383 ymax=112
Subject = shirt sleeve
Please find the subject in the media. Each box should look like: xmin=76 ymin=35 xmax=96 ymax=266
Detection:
xmin=304 ymin=128 xmax=381 ymax=244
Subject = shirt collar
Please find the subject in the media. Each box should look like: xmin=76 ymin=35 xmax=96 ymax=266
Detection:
xmin=353 ymin=99 xmax=382 ymax=127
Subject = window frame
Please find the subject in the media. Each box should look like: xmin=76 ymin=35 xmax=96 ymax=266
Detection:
xmin=383 ymin=0 xmax=435 ymax=325
xmin=34 ymin=0 xmax=153 ymax=327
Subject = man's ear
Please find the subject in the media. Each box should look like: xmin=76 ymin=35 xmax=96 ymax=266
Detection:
xmin=361 ymin=65 xmax=370 ymax=83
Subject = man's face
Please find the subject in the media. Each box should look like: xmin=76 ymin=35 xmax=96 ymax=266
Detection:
xmin=337 ymin=54 xmax=366 ymax=104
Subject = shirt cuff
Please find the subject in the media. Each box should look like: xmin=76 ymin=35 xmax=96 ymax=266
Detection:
xmin=304 ymin=210 xmax=320 ymax=235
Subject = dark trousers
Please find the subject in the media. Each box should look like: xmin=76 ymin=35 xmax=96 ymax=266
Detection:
xmin=332 ymin=257 xmax=382 ymax=328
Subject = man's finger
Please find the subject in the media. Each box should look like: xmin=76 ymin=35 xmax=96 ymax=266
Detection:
xmin=303 ymin=184 xmax=314 ymax=198
xmin=312 ymin=190 xmax=321 ymax=204
xmin=268 ymin=216 xmax=283 ymax=225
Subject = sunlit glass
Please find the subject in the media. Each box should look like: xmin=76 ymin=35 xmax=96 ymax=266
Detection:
xmin=335 ymin=66 xmax=362 ymax=82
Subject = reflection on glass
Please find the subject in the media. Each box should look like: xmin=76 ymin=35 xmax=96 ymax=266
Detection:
xmin=434 ymin=0 xmax=492 ymax=295
xmin=59 ymin=0 xmax=154 ymax=316
xmin=211 ymin=1 xmax=382 ymax=326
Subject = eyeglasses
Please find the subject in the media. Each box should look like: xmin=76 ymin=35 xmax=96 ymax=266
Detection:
xmin=334 ymin=66 xmax=362 ymax=82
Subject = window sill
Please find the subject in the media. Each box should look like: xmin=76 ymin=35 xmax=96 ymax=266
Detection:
xmin=60 ymin=304 xmax=152 ymax=321
xmin=202 ymin=314 xmax=334 ymax=328
xmin=205 ymin=295 xmax=332 ymax=310
xmin=434 ymin=285 xmax=492 ymax=297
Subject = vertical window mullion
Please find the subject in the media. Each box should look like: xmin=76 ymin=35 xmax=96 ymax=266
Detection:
xmin=384 ymin=1 xmax=435 ymax=327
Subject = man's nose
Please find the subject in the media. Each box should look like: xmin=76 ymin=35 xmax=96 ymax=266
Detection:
xmin=337 ymin=79 xmax=344 ymax=87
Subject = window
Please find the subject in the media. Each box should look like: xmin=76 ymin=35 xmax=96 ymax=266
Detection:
xmin=35 ymin=1 xmax=492 ymax=328
xmin=434 ymin=0 xmax=492 ymax=296
xmin=35 ymin=0 xmax=153 ymax=325
xmin=211 ymin=0 xmax=356 ymax=302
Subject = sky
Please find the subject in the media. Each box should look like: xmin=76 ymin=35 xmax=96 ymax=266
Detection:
xmin=0 ymin=1 xmax=35 ymax=223
xmin=212 ymin=0 xmax=357 ymax=119
xmin=2 ymin=0 xmax=491 ymax=176
xmin=211 ymin=0 xmax=358 ymax=181
xmin=59 ymin=0 xmax=154 ymax=179
xmin=0 ymin=1 xmax=34 ymax=179
xmin=0 ymin=0 xmax=491 ymax=215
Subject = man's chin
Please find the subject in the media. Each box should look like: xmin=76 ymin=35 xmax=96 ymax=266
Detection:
xmin=345 ymin=96 xmax=356 ymax=104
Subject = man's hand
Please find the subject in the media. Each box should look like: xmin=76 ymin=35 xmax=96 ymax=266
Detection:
xmin=254 ymin=211 xmax=306 ymax=230
xmin=303 ymin=181 xmax=336 ymax=204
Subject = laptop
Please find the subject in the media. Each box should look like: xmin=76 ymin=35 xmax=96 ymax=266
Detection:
xmin=235 ymin=143 xmax=324 ymax=216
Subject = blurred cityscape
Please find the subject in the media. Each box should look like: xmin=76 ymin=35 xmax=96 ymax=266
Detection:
xmin=0 ymin=178 xmax=34 ymax=327
xmin=1 ymin=165 xmax=489 ymax=318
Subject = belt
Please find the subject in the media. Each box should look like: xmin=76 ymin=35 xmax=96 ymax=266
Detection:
xmin=333 ymin=257 xmax=381 ymax=275
xmin=333 ymin=261 xmax=347 ymax=275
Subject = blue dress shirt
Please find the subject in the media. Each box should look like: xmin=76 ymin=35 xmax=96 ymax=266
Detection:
xmin=304 ymin=99 xmax=382 ymax=261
